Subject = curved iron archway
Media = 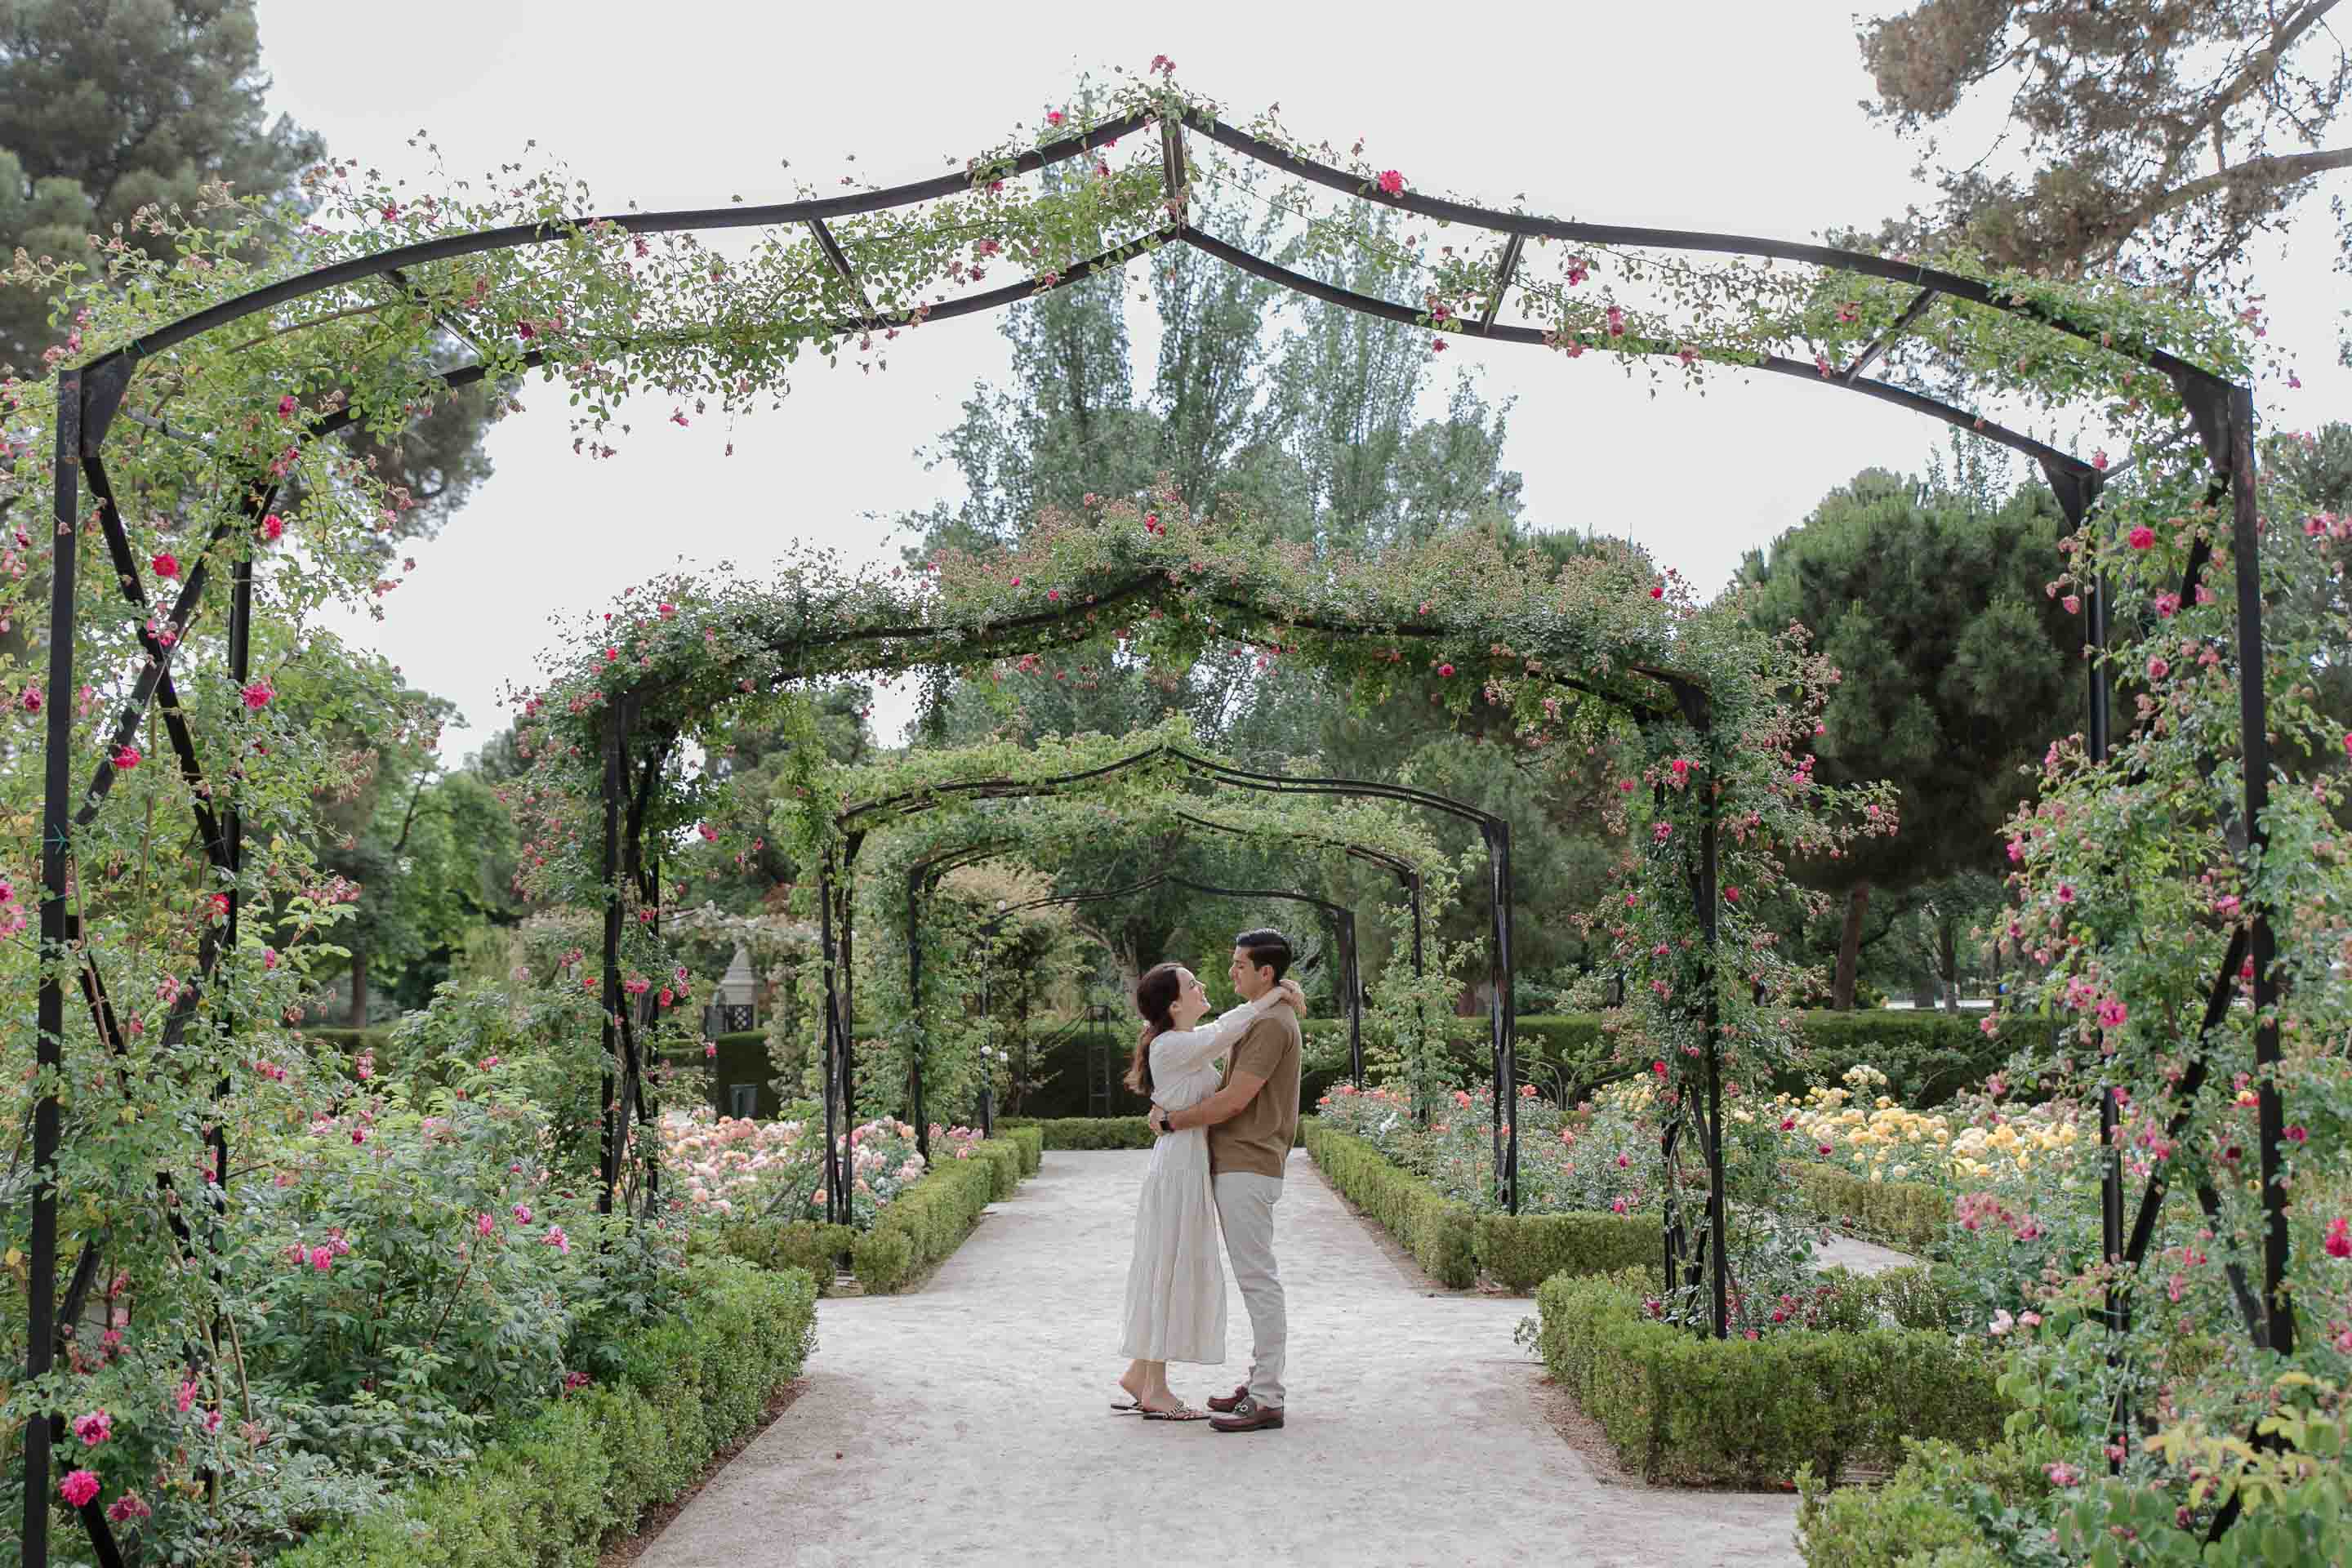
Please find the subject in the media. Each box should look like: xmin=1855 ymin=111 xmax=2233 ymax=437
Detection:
xmin=900 ymin=840 xmax=1377 ymax=1159
xmin=23 ymin=87 xmax=2288 ymax=1567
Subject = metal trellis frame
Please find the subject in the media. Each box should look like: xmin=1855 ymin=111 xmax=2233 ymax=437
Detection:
xmin=23 ymin=88 xmax=2285 ymax=1565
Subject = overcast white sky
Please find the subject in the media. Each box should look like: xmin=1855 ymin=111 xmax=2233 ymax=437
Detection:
xmin=252 ymin=1 xmax=2350 ymax=763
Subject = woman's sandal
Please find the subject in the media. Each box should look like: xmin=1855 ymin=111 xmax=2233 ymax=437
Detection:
xmin=1111 ymin=1384 xmax=1147 ymax=1413
xmin=1138 ymin=1405 xmax=1209 ymax=1421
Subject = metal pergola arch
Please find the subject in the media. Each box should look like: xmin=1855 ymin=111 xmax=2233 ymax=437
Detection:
xmin=21 ymin=87 xmax=2287 ymax=1565
xmin=894 ymin=820 xmax=1390 ymax=1159
xmin=813 ymin=746 xmax=1474 ymax=1222
xmin=938 ymin=866 xmax=1360 ymax=1128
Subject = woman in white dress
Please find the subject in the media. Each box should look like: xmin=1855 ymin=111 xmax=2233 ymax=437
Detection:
xmin=1114 ymin=961 xmax=1303 ymax=1419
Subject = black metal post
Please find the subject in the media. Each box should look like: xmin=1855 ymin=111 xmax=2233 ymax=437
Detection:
xmin=1697 ymin=753 xmax=1728 ymax=1339
xmin=596 ymin=700 xmax=626 ymax=1214
xmin=1343 ymin=909 xmax=1363 ymax=1088
xmin=837 ymin=834 xmax=864 ymax=1183
xmin=905 ymin=868 xmax=928 ymax=1160
xmin=2230 ymin=387 xmax=2291 ymax=1357
xmin=1490 ymin=820 xmax=1519 ymax=1214
xmin=24 ymin=372 xmax=80 ymax=1568
xmin=817 ymin=862 xmax=846 ymax=1227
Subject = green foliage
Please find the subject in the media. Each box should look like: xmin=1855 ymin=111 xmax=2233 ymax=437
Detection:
xmin=1738 ymin=469 xmax=2078 ymax=1007
xmin=1536 ymin=1269 xmax=2007 ymax=1486
xmin=1795 ymin=1436 xmax=2064 ymax=1568
xmin=1003 ymin=1125 xmax=1045 ymax=1175
xmin=1791 ymin=1162 xmax=1949 ymax=1253
xmin=1774 ymin=1009 xmax=2040 ymax=1107
xmin=997 ymin=1116 xmax=1158 ymax=1150
xmin=846 ymin=1137 xmax=1024 ymax=1293
xmin=1472 ymin=1210 xmax=1659 ymax=1293
xmin=272 ymin=1255 xmax=817 ymax=1568
xmin=710 ymin=1221 xmax=853 ymax=1286
xmin=1303 ymin=1120 xmax=1478 ymax=1287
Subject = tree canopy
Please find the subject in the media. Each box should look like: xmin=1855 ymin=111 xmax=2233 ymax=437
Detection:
xmin=1855 ymin=0 xmax=2352 ymax=318
xmin=1738 ymin=463 xmax=2078 ymax=1007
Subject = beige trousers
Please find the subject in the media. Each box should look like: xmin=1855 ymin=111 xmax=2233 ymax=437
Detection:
xmin=1212 ymin=1170 xmax=1285 ymax=1406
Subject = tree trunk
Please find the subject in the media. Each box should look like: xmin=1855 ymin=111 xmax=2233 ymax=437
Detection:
xmin=1832 ymin=881 xmax=1871 ymax=1010
xmin=347 ymin=948 xmax=371 ymax=1028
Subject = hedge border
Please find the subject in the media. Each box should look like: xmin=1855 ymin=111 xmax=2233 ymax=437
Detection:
xmin=1535 ymin=1269 xmax=2004 ymax=1486
xmin=1791 ymin=1162 xmax=1947 ymax=1254
xmin=278 ymin=1254 xmax=817 ymax=1567
xmin=1300 ymin=1121 xmax=1657 ymax=1292
xmin=715 ymin=1134 xmax=1032 ymax=1294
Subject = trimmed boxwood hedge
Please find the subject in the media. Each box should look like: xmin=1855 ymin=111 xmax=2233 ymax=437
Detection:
xmin=996 ymin=1115 xmax=1157 ymax=1150
xmin=1472 ymin=1210 xmax=1661 ymax=1292
xmin=1302 ymin=1119 xmax=1477 ymax=1286
xmin=715 ymin=1135 xmax=1030 ymax=1295
xmin=1791 ymin=1162 xmax=1948 ymax=1254
xmin=1003 ymin=1125 xmax=1044 ymax=1175
xmin=278 ymin=1254 xmax=817 ymax=1568
xmin=1535 ymin=1267 xmax=2004 ymax=1486
xmin=1300 ymin=1121 xmax=1657 ymax=1291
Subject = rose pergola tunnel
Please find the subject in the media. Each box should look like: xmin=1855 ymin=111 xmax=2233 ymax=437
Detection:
xmin=16 ymin=73 xmax=2287 ymax=1566
xmin=893 ymin=807 xmax=1413 ymax=1155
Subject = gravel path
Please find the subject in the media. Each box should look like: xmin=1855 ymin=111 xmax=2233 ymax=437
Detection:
xmin=638 ymin=1149 xmax=1802 ymax=1568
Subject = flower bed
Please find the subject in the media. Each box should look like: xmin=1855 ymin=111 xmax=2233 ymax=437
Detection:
xmin=1302 ymin=1121 xmax=1655 ymax=1291
xmin=1535 ymin=1268 xmax=2003 ymax=1486
xmin=1316 ymin=1080 xmax=1666 ymax=1217
xmin=662 ymin=1107 xmax=987 ymax=1226
xmin=275 ymin=1254 xmax=817 ymax=1568
xmin=681 ymin=1112 xmax=1031 ymax=1295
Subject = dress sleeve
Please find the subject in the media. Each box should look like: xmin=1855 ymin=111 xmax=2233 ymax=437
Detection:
xmin=1149 ymin=994 xmax=1280 ymax=1091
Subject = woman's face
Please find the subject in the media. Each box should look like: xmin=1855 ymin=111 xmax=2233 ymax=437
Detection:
xmin=1170 ymin=968 xmax=1211 ymax=1028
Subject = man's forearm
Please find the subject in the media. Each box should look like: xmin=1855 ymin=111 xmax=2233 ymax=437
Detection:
xmin=1169 ymin=1090 xmax=1245 ymax=1132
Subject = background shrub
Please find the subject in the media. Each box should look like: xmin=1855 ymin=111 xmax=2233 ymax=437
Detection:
xmin=1791 ymin=1161 xmax=1949 ymax=1253
xmin=276 ymin=1255 xmax=817 ymax=1568
xmin=1535 ymin=1268 xmax=2004 ymax=1486
xmin=997 ymin=1116 xmax=1157 ymax=1150
xmin=1303 ymin=1121 xmax=1477 ymax=1287
xmin=1794 ymin=1436 xmax=2058 ymax=1568
xmin=1473 ymin=1209 xmax=1659 ymax=1292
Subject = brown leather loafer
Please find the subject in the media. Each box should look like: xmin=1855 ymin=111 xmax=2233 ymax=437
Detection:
xmin=1205 ymin=1384 xmax=1250 ymax=1414
xmin=1209 ymin=1395 xmax=1284 ymax=1432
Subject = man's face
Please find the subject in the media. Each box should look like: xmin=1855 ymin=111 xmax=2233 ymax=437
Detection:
xmin=1229 ymin=945 xmax=1270 ymax=1001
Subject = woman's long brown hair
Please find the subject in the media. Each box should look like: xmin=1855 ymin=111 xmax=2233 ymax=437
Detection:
xmin=1127 ymin=962 xmax=1183 ymax=1097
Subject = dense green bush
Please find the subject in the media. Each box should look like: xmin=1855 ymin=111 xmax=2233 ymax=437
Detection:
xmin=1773 ymin=1010 xmax=2041 ymax=1107
xmin=1473 ymin=1209 xmax=1659 ymax=1292
xmin=1791 ymin=1162 xmax=1948 ymax=1253
xmin=847 ymin=1136 xmax=1027 ymax=1294
xmin=1307 ymin=1121 xmax=1659 ymax=1291
xmin=1794 ymin=1436 xmax=2060 ymax=1568
xmin=710 ymin=1219 xmax=853 ymax=1284
xmin=712 ymin=1137 xmax=1028 ymax=1294
xmin=1003 ymin=1124 xmax=1044 ymax=1175
xmin=1303 ymin=1121 xmax=1477 ymax=1287
xmin=277 ymin=1256 xmax=817 ymax=1568
xmin=1535 ymin=1268 xmax=2004 ymax=1486
xmin=998 ymin=1116 xmax=1157 ymax=1150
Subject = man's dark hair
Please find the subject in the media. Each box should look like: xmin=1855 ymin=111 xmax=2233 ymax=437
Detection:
xmin=1234 ymin=928 xmax=1294 ymax=985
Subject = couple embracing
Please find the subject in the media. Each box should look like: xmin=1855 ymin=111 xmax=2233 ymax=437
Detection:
xmin=1113 ymin=928 xmax=1302 ymax=1432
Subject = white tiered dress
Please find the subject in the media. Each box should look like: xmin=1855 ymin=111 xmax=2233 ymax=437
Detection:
xmin=1117 ymin=993 xmax=1280 ymax=1364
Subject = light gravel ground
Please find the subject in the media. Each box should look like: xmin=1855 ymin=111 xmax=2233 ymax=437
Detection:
xmin=638 ymin=1149 xmax=1804 ymax=1568
xmin=1814 ymin=1232 xmax=1920 ymax=1276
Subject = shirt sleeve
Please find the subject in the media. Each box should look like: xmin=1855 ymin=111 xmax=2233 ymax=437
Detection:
xmin=1148 ymin=992 xmax=1280 ymax=1090
xmin=1227 ymin=1013 xmax=1294 ymax=1084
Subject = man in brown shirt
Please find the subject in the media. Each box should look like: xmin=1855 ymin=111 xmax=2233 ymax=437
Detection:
xmin=1146 ymin=928 xmax=1300 ymax=1432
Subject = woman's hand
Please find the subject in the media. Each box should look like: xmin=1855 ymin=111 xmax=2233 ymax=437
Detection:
xmin=1274 ymin=978 xmax=1306 ymax=1013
